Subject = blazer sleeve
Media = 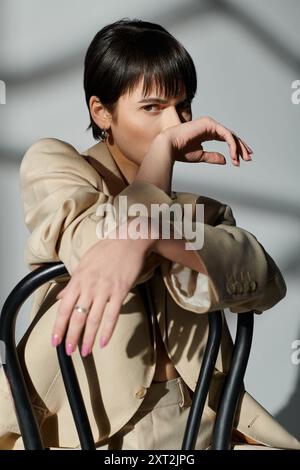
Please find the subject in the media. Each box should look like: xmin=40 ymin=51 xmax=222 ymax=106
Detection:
xmin=19 ymin=137 xmax=171 ymax=285
xmin=160 ymin=192 xmax=287 ymax=315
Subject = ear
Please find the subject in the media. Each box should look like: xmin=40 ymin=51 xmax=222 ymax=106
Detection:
xmin=89 ymin=95 xmax=112 ymax=130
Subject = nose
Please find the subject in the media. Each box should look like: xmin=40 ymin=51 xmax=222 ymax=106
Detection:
xmin=160 ymin=105 xmax=182 ymax=132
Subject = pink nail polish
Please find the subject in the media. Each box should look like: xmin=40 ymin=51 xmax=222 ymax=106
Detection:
xmin=66 ymin=343 xmax=73 ymax=355
xmin=99 ymin=336 xmax=107 ymax=348
xmin=52 ymin=334 xmax=60 ymax=347
xmin=81 ymin=344 xmax=90 ymax=357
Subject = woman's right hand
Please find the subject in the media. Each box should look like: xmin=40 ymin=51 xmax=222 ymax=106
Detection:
xmin=159 ymin=115 xmax=253 ymax=167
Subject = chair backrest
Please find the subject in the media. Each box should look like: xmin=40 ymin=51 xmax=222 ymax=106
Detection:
xmin=0 ymin=262 xmax=254 ymax=450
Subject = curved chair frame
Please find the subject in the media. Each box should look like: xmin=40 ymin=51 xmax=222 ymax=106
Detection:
xmin=0 ymin=262 xmax=254 ymax=450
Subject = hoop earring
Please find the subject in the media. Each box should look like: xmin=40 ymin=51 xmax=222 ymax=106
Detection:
xmin=99 ymin=129 xmax=109 ymax=142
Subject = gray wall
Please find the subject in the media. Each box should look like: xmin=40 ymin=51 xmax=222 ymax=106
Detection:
xmin=0 ymin=0 xmax=299 ymax=439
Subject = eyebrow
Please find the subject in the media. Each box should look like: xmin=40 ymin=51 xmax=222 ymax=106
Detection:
xmin=138 ymin=97 xmax=191 ymax=104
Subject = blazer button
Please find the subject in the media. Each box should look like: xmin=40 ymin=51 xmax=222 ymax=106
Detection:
xmin=250 ymin=281 xmax=257 ymax=292
xmin=226 ymin=281 xmax=236 ymax=295
xmin=243 ymin=280 xmax=250 ymax=293
xmin=236 ymin=281 xmax=244 ymax=294
xmin=135 ymin=387 xmax=147 ymax=399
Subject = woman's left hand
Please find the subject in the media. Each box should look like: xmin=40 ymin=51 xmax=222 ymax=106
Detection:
xmin=51 ymin=219 xmax=155 ymax=356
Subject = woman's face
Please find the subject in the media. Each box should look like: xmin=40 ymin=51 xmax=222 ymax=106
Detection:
xmin=105 ymin=77 xmax=193 ymax=171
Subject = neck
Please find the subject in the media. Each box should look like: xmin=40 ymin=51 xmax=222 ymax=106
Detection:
xmin=105 ymin=140 xmax=139 ymax=185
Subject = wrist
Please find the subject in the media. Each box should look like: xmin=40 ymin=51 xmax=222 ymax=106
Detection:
xmin=137 ymin=134 xmax=174 ymax=174
xmin=135 ymin=216 xmax=160 ymax=257
xmin=115 ymin=216 xmax=159 ymax=256
xmin=148 ymin=132 xmax=174 ymax=163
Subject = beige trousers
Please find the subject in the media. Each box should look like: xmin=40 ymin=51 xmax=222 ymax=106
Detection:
xmin=100 ymin=376 xmax=198 ymax=450
xmin=95 ymin=376 xmax=281 ymax=451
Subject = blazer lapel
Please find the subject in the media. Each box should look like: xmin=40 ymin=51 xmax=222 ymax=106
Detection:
xmin=81 ymin=141 xmax=128 ymax=196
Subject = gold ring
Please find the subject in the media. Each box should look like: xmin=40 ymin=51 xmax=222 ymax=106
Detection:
xmin=74 ymin=305 xmax=90 ymax=315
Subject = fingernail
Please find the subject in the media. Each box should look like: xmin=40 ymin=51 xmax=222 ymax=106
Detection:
xmin=248 ymin=155 xmax=252 ymax=161
xmin=99 ymin=336 xmax=107 ymax=349
xmin=66 ymin=343 xmax=74 ymax=355
xmin=52 ymin=334 xmax=60 ymax=347
xmin=81 ymin=344 xmax=90 ymax=357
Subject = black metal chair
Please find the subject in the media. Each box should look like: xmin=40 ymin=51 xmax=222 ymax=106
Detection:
xmin=0 ymin=262 xmax=254 ymax=450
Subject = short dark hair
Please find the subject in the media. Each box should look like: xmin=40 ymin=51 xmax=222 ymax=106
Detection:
xmin=83 ymin=18 xmax=197 ymax=140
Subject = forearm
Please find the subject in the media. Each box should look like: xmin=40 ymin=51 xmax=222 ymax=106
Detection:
xmin=124 ymin=133 xmax=206 ymax=274
xmin=117 ymin=216 xmax=207 ymax=275
xmin=134 ymin=134 xmax=174 ymax=195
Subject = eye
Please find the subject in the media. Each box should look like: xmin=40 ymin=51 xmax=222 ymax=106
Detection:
xmin=142 ymin=104 xmax=160 ymax=112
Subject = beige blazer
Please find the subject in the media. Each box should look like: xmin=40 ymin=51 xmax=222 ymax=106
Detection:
xmin=0 ymin=137 xmax=299 ymax=450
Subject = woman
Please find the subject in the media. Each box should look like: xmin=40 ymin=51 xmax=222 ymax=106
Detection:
xmin=0 ymin=18 xmax=299 ymax=450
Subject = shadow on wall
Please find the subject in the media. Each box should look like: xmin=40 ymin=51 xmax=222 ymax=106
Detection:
xmin=275 ymin=326 xmax=300 ymax=440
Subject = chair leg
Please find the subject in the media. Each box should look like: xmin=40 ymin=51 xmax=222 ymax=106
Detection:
xmin=212 ymin=312 xmax=254 ymax=450
xmin=181 ymin=311 xmax=223 ymax=450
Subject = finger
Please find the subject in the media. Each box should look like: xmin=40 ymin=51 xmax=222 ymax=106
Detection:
xmin=80 ymin=294 xmax=110 ymax=357
xmin=56 ymin=286 xmax=67 ymax=299
xmin=51 ymin=285 xmax=80 ymax=347
xmin=65 ymin=294 xmax=93 ymax=355
xmin=232 ymin=135 xmax=244 ymax=165
xmin=99 ymin=295 xmax=123 ymax=349
xmin=230 ymin=132 xmax=252 ymax=165
xmin=177 ymin=139 xmax=204 ymax=162
xmin=239 ymin=138 xmax=253 ymax=154
xmin=215 ymin=123 xmax=239 ymax=166
xmin=228 ymin=129 xmax=253 ymax=154
xmin=200 ymin=151 xmax=226 ymax=165
xmin=182 ymin=148 xmax=226 ymax=164
xmin=236 ymin=137 xmax=252 ymax=161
